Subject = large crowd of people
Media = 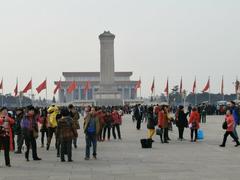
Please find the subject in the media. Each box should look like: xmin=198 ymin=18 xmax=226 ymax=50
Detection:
xmin=0 ymin=101 xmax=239 ymax=167
xmin=0 ymin=104 xmax=124 ymax=167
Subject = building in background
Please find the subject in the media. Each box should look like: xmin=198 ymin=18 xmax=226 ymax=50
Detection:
xmin=55 ymin=71 xmax=140 ymax=106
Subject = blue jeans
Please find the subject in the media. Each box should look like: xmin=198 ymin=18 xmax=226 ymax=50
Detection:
xmin=233 ymin=123 xmax=239 ymax=140
xmin=85 ymin=133 xmax=97 ymax=158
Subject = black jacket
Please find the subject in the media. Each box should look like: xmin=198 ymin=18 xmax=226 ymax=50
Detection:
xmin=177 ymin=111 xmax=188 ymax=128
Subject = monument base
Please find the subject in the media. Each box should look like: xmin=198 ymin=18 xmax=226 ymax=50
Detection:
xmin=95 ymin=91 xmax=123 ymax=106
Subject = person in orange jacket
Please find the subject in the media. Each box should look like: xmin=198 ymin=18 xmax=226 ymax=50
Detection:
xmin=220 ymin=110 xmax=240 ymax=147
xmin=158 ymin=105 xmax=170 ymax=143
xmin=0 ymin=107 xmax=15 ymax=167
xmin=188 ymin=107 xmax=200 ymax=142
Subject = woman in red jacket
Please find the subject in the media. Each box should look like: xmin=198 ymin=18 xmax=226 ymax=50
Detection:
xmin=0 ymin=107 xmax=15 ymax=167
xmin=220 ymin=110 xmax=240 ymax=147
xmin=188 ymin=107 xmax=200 ymax=142
xmin=112 ymin=108 xmax=122 ymax=140
xmin=158 ymin=106 xmax=170 ymax=143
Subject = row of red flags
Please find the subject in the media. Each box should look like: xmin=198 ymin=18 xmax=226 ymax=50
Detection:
xmin=0 ymin=77 xmax=237 ymax=97
xmin=134 ymin=76 xmax=229 ymax=96
xmin=0 ymin=79 xmax=91 ymax=97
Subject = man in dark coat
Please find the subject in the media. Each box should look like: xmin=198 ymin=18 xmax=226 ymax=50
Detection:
xmin=176 ymin=105 xmax=189 ymax=141
xmin=56 ymin=108 xmax=77 ymax=162
xmin=134 ymin=104 xmax=143 ymax=130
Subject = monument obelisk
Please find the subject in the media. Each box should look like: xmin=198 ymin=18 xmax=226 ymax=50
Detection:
xmin=95 ymin=31 xmax=122 ymax=106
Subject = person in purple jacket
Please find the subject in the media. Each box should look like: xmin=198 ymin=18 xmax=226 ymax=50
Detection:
xmin=21 ymin=106 xmax=41 ymax=161
xmin=230 ymin=101 xmax=239 ymax=141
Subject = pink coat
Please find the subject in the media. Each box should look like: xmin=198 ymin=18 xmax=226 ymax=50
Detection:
xmin=225 ymin=115 xmax=234 ymax=132
xmin=0 ymin=116 xmax=15 ymax=151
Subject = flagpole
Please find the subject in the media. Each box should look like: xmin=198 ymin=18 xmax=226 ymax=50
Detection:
xmin=222 ymin=75 xmax=224 ymax=101
xmin=30 ymin=77 xmax=33 ymax=102
xmin=153 ymin=77 xmax=155 ymax=100
xmin=46 ymin=78 xmax=48 ymax=106
xmin=208 ymin=76 xmax=211 ymax=104
xmin=1 ymin=78 xmax=3 ymax=107
xmin=236 ymin=76 xmax=238 ymax=100
xmin=139 ymin=77 xmax=142 ymax=99
xmin=195 ymin=76 xmax=197 ymax=106
xmin=2 ymin=78 xmax=4 ymax=107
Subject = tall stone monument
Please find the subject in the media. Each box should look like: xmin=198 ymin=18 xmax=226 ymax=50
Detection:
xmin=95 ymin=31 xmax=122 ymax=106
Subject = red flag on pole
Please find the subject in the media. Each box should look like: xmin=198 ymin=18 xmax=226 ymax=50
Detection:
xmin=221 ymin=76 xmax=224 ymax=95
xmin=134 ymin=79 xmax=141 ymax=92
xmin=151 ymin=78 xmax=155 ymax=94
xmin=36 ymin=79 xmax=47 ymax=94
xmin=67 ymin=81 xmax=77 ymax=94
xmin=202 ymin=79 xmax=210 ymax=92
xmin=14 ymin=81 xmax=18 ymax=97
xmin=180 ymin=77 xmax=183 ymax=94
xmin=83 ymin=81 xmax=91 ymax=96
xmin=22 ymin=80 xmax=32 ymax=93
xmin=54 ymin=79 xmax=61 ymax=95
xmin=0 ymin=79 xmax=3 ymax=90
xmin=164 ymin=78 xmax=169 ymax=96
xmin=192 ymin=78 xmax=196 ymax=94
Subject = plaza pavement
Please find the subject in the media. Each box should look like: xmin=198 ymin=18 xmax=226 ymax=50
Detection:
xmin=0 ymin=115 xmax=240 ymax=180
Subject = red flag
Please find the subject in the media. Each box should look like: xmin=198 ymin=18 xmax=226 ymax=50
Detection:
xmin=202 ymin=79 xmax=210 ymax=92
xmin=67 ymin=81 xmax=77 ymax=94
xmin=164 ymin=78 xmax=169 ymax=96
xmin=192 ymin=78 xmax=196 ymax=94
xmin=83 ymin=81 xmax=91 ymax=96
xmin=54 ymin=79 xmax=61 ymax=95
xmin=180 ymin=77 xmax=183 ymax=94
xmin=0 ymin=79 xmax=3 ymax=90
xmin=14 ymin=82 xmax=18 ymax=97
xmin=22 ymin=80 xmax=32 ymax=93
xmin=151 ymin=78 xmax=155 ymax=93
xmin=221 ymin=76 xmax=224 ymax=95
xmin=134 ymin=79 xmax=141 ymax=92
xmin=36 ymin=79 xmax=47 ymax=94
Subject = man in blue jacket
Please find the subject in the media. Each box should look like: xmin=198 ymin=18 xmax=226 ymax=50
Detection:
xmin=230 ymin=101 xmax=240 ymax=140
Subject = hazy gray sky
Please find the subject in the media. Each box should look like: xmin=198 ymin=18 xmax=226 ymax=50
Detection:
xmin=0 ymin=0 xmax=239 ymax=99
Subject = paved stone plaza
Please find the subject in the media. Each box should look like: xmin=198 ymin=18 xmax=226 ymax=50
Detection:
xmin=0 ymin=115 xmax=240 ymax=180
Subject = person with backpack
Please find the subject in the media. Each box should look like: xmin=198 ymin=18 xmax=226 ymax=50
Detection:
xmin=56 ymin=108 xmax=77 ymax=162
xmin=83 ymin=107 xmax=100 ymax=160
xmin=188 ymin=107 xmax=200 ymax=142
xmin=220 ymin=110 xmax=240 ymax=147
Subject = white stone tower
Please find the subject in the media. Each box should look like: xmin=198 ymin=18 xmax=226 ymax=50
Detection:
xmin=95 ymin=31 xmax=122 ymax=106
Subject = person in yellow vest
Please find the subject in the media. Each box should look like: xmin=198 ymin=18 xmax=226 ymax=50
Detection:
xmin=46 ymin=105 xmax=59 ymax=151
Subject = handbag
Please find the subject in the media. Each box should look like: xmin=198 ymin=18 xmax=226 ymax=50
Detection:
xmin=156 ymin=128 xmax=162 ymax=136
xmin=222 ymin=121 xmax=228 ymax=130
xmin=33 ymin=129 xmax=39 ymax=139
xmin=191 ymin=121 xmax=197 ymax=129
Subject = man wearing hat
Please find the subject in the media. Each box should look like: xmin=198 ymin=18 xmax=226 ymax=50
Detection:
xmin=0 ymin=107 xmax=15 ymax=167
